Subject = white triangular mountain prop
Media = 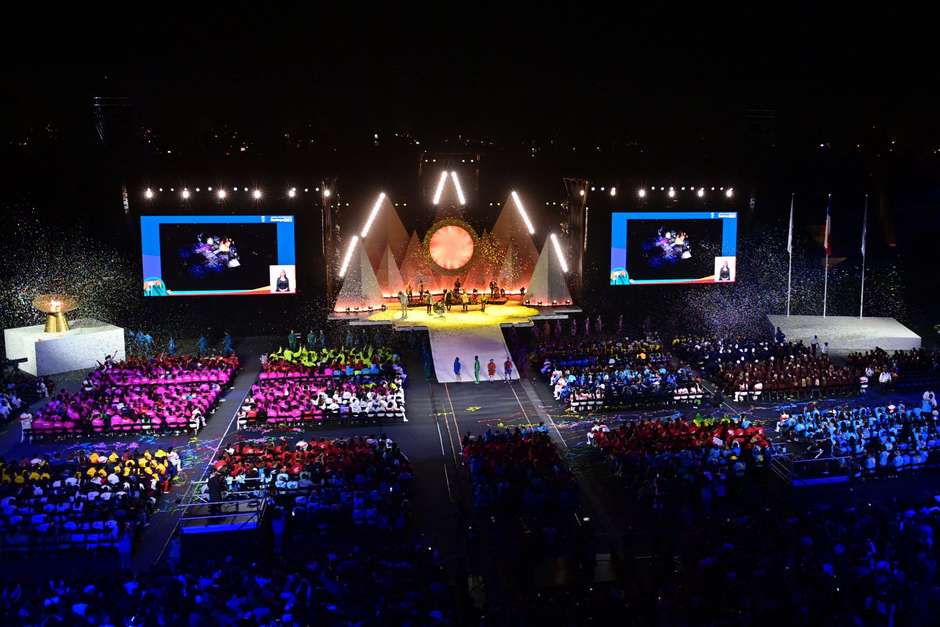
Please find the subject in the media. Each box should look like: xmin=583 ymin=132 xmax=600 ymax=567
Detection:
xmin=363 ymin=196 xmax=409 ymax=269
xmin=335 ymin=240 xmax=384 ymax=311
xmin=528 ymin=235 xmax=572 ymax=304
xmin=490 ymin=193 xmax=539 ymax=285
xmin=376 ymin=244 xmax=405 ymax=296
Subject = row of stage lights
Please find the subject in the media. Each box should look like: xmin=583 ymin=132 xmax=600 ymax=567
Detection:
xmin=143 ymin=187 xmax=333 ymax=200
xmin=576 ymin=186 xmax=734 ymax=198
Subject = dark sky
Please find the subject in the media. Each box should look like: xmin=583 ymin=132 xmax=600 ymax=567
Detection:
xmin=2 ymin=3 xmax=936 ymax=140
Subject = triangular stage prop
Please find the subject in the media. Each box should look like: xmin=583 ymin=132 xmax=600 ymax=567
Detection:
xmin=528 ymin=235 xmax=572 ymax=305
xmin=490 ymin=194 xmax=539 ymax=289
xmin=376 ymin=244 xmax=405 ymax=296
xmin=335 ymin=240 xmax=384 ymax=311
xmin=363 ymin=196 xmax=409 ymax=269
xmin=399 ymin=230 xmax=437 ymax=291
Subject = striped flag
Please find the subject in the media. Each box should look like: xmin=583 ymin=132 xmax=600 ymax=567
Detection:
xmin=823 ymin=195 xmax=832 ymax=257
xmin=786 ymin=194 xmax=794 ymax=254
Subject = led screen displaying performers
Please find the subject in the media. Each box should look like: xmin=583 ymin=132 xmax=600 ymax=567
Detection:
xmin=610 ymin=211 xmax=737 ymax=285
xmin=141 ymin=215 xmax=296 ymax=296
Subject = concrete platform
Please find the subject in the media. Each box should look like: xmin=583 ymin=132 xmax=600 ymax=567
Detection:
xmin=767 ymin=315 xmax=921 ymax=353
xmin=4 ymin=318 xmax=125 ymax=376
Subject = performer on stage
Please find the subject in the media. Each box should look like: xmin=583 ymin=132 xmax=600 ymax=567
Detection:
xmin=398 ymin=291 xmax=408 ymax=319
xmin=425 ymin=291 xmax=432 ymax=314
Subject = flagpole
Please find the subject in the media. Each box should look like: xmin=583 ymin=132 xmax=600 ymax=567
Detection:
xmin=859 ymin=193 xmax=868 ymax=319
xmin=823 ymin=193 xmax=831 ymax=318
xmin=786 ymin=193 xmax=794 ymax=317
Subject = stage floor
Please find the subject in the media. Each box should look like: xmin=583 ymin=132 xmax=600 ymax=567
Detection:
xmin=767 ymin=314 xmax=921 ymax=353
xmin=364 ymin=304 xmax=541 ymax=330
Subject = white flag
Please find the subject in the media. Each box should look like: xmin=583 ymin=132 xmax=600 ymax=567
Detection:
xmin=860 ymin=197 xmax=868 ymax=257
xmin=786 ymin=195 xmax=794 ymax=254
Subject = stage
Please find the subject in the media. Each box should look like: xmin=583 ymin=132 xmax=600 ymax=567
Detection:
xmin=364 ymin=303 xmax=541 ymax=330
xmin=767 ymin=314 xmax=921 ymax=353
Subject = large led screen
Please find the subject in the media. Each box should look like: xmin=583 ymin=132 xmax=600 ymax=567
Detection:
xmin=610 ymin=211 xmax=737 ymax=285
xmin=141 ymin=215 xmax=296 ymax=296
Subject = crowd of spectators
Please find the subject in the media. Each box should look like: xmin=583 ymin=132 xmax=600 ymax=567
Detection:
xmin=26 ymin=355 xmax=238 ymax=440
xmin=534 ymin=337 xmax=703 ymax=410
xmin=208 ymin=435 xmax=414 ymax=530
xmin=0 ymin=448 xmax=176 ymax=554
xmin=238 ymin=375 xmax=406 ymax=428
xmin=590 ymin=414 xmax=768 ymax=507
xmin=617 ymin=496 xmax=940 ymax=625
xmin=672 ymin=336 xmax=857 ymax=399
xmin=239 ymin=344 xmax=407 ymax=428
xmin=778 ymin=397 xmax=940 ymax=470
xmin=263 ymin=344 xmax=405 ymax=381
xmin=849 ymin=348 xmax=940 ymax=388
xmin=463 ymin=427 xmax=578 ymax=514
xmin=0 ymin=539 xmax=451 ymax=625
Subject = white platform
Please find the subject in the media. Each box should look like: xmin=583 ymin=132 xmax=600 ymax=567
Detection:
xmin=4 ymin=318 xmax=125 ymax=376
xmin=428 ymin=326 xmax=519 ymax=383
xmin=767 ymin=315 xmax=921 ymax=353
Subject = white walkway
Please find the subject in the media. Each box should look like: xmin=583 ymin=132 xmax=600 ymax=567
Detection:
xmin=428 ymin=325 xmax=519 ymax=383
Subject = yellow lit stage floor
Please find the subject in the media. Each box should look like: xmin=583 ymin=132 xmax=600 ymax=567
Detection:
xmin=366 ymin=304 xmax=541 ymax=330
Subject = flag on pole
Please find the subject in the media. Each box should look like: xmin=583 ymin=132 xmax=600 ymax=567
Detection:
xmin=823 ymin=196 xmax=832 ymax=257
xmin=786 ymin=195 xmax=794 ymax=254
xmin=860 ymin=198 xmax=867 ymax=257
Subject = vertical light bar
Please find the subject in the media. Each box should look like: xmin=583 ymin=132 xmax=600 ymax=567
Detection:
xmin=450 ymin=171 xmax=466 ymax=205
xmin=432 ymin=171 xmax=448 ymax=204
xmin=550 ymin=232 xmax=569 ymax=272
xmin=339 ymin=235 xmax=360 ymax=277
xmin=511 ymin=191 xmax=536 ymax=235
xmin=360 ymin=192 xmax=386 ymax=237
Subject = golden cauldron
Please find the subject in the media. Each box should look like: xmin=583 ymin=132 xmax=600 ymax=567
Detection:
xmin=31 ymin=294 xmax=78 ymax=333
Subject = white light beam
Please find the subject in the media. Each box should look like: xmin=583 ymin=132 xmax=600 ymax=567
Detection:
xmin=550 ymin=232 xmax=569 ymax=273
xmin=339 ymin=235 xmax=360 ymax=278
xmin=450 ymin=171 xmax=466 ymax=205
xmin=511 ymin=191 xmax=536 ymax=235
xmin=432 ymin=171 xmax=448 ymax=204
xmin=361 ymin=192 xmax=386 ymax=238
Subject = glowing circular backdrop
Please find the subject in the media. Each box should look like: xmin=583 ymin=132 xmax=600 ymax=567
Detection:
xmin=423 ymin=218 xmax=479 ymax=274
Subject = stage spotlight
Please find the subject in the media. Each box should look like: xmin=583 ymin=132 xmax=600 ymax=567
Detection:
xmin=181 ymin=189 xmax=191 ymax=199
xmin=697 ymin=188 xmax=705 ymax=198
xmin=511 ymin=191 xmax=536 ymax=235
xmin=217 ymin=189 xmax=227 ymax=199
xmin=361 ymin=192 xmax=386 ymax=238
xmin=339 ymin=235 xmax=360 ymax=277
xmin=579 ymin=189 xmax=585 ymax=196
xmin=610 ymin=187 xmax=617 ymax=197
xmin=451 ymin=171 xmax=467 ymax=205
xmin=145 ymin=188 xmax=154 ymax=199
xmin=637 ymin=188 xmax=646 ymax=198
xmin=432 ymin=171 xmax=448 ymax=204
xmin=725 ymin=188 xmax=734 ymax=198
xmin=550 ymin=232 xmax=569 ymax=273
xmin=208 ymin=186 xmax=213 ymax=191
xmin=288 ymin=187 xmax=296 ymax=198
xmin=196 ymin=187 xmax=200 ymax=192
xmin=667 ymin=188 xmax=676 ymax=198
xmin=253 ymin=189 xmax=262 ymax=199
xmin=323 ymin=188 xmax=332 ymax=198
